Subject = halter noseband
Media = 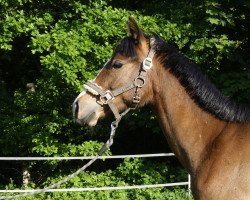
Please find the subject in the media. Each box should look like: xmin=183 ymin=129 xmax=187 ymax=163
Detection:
xmin=84 ymin=37 xmax=155 ymax=120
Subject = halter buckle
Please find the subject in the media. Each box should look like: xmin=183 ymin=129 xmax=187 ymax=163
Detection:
xmin=100 ymin=90 xmax=114 ymax=104
xmin=134 ymin=76 xmax=145 ymax=88
xmin=133 ymin=96 xmax=141 ymax=104
xmin=143 ymin=57 xmax=153 ymax=71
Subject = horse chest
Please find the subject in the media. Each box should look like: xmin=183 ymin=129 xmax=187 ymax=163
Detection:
xmin=193 ymin=133 xmax=250 ymax=200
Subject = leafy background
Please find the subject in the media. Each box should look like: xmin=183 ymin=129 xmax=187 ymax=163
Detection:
xmin=0 ymin=0 xmax=249 ymax=199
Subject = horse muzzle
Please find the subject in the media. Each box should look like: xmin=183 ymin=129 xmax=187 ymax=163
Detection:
xmin=72 ymin=91 xmax=103 ymax=126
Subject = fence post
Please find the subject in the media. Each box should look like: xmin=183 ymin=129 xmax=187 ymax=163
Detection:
xmin=188 ymin=174 xmax=191 ymax=195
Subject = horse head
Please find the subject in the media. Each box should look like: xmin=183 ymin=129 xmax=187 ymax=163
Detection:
xmin=73 ymin=17 xmax=155 ymax=126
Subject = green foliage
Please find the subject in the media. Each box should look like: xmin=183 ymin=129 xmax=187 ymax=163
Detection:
xmin=0 ymin=0 xmax=249 ymax=198
xmin=1 ymin=158 xmax=192 ymax=199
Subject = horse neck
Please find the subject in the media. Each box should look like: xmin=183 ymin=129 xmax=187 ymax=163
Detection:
xmin=149 ymin=64 xmax=227 ymax=174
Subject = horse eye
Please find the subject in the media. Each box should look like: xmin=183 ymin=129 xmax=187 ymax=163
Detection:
xmin=113 ymin=61 xmax=123 ymax=69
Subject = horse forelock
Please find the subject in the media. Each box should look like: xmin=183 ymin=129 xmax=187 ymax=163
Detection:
xmin=114 ymin=36 xmax=138 ymax=58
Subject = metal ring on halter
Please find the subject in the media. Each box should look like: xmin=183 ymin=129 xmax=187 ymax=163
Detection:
xmin=134 ymin=76 xmax=145 ymax=88
xmin=99 ymin=90 xmax=114 ymax=104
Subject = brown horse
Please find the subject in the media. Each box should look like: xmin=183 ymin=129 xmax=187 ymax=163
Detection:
xmin=73 ymin=17 xmax=250 ymax=200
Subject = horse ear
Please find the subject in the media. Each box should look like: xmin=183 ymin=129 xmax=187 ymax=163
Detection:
xmin=127 ymin=17 xmax=143 ymax=42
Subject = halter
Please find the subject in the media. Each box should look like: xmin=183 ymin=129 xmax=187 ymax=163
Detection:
xmin=84 ymin=37 xmax=156 ymax=120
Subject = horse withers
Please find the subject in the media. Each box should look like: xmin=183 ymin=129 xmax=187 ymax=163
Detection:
xmin=73 ymin=17 xmax=250 ymax=200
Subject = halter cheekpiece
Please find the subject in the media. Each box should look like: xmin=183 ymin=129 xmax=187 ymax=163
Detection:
xmin=84 ymin=37 xmax=156 ymax=120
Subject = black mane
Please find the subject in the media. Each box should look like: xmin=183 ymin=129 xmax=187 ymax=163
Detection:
xmin=115 ymin=36 xmax=250 ymax=122
xmin=154 ymin=37 xmax=250 ymax=123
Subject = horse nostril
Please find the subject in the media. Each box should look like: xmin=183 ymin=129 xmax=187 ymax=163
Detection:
xmin=72 ymin=101 xmax=79 ymax=119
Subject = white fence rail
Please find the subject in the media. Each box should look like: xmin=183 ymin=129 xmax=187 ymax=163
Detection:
xmin=0 ymin=153 xmax=191 ymax=193
xmin=0 ymin=153 xmax=175 ymax=161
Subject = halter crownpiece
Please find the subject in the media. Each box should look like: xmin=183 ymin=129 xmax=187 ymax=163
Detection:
xmin=84 ymin=37 xmax=156 ymax=120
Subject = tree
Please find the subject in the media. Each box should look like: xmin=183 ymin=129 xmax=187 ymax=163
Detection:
xmin=0 ymin=0 xmax=249 ymax=199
